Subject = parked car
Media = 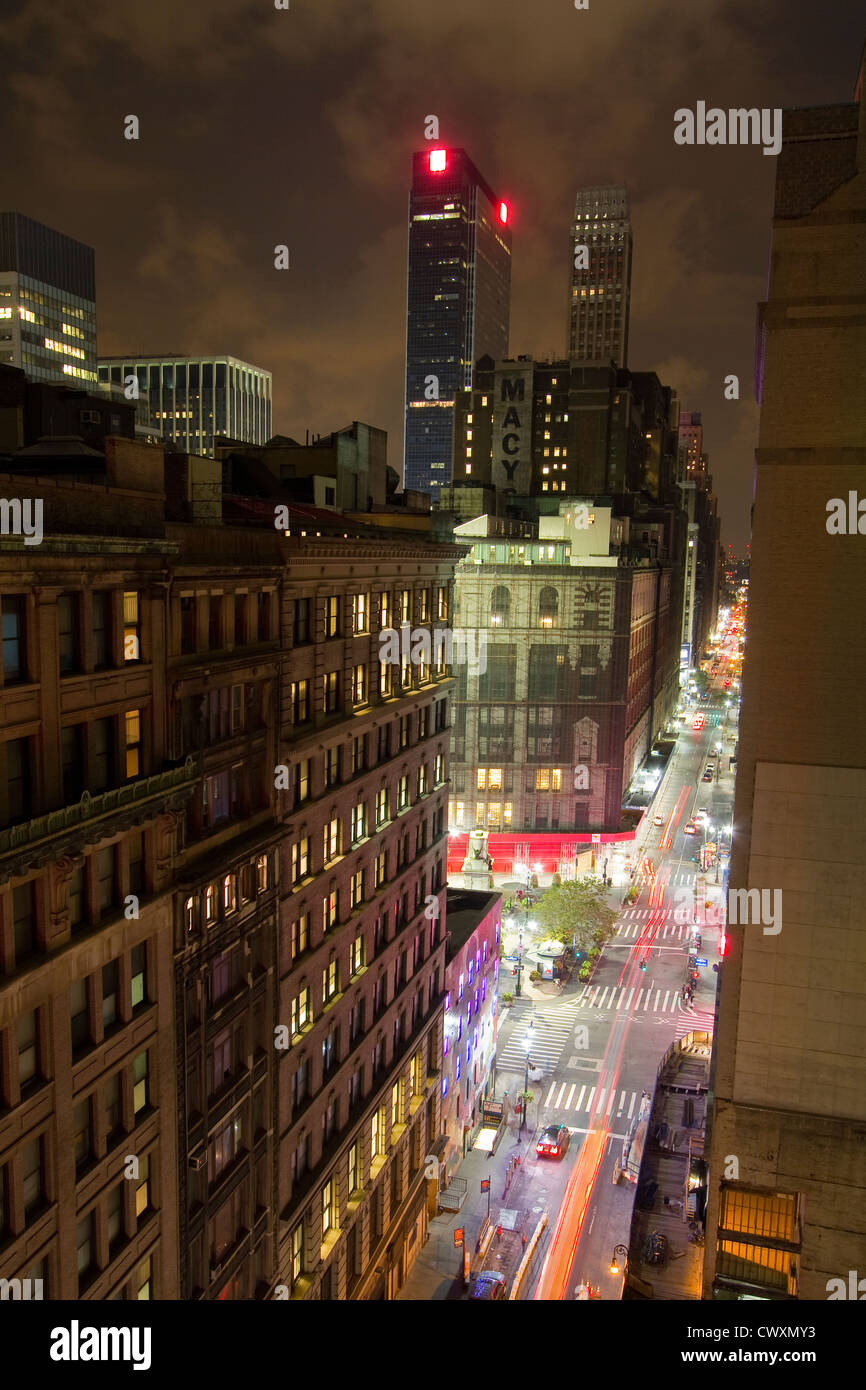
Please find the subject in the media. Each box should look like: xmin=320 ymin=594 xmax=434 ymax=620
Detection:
xmin=702 ymin=771 xmax=713 ymax=783
xmin=468 ymin=1271 xmax=508 ymax=1301
xmin=653 ymin=813 xmax=665 ymax=826
xmin=536 ymin=1123 xmax=570 ymax=1159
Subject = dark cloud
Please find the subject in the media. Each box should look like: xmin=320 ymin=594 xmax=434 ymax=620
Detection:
xmin=2 ymin=0 xmax=861 ymax=549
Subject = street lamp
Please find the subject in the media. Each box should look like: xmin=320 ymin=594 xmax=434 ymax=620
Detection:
xmin=519 ymin=1022 xmax=535 ymax=1136
xmin=609 ymin=1244 xmax=629 ymax=1276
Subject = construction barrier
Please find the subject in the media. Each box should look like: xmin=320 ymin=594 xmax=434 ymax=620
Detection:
xmin=509 ymin=1208 xmax=548 ymax=1300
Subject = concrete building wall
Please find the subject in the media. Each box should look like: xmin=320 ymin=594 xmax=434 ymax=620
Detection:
xmin=704 ymin=81 xmax=866 ymax=1300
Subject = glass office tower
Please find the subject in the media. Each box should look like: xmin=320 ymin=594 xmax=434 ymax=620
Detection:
xmin=403 ymin=148 xmax=511 ymax=497
xmin=97 ymin=354 xmax=273 ymax=456
xmin=0 ymin=212 xmax=97 ymax=384
xmin=568 ymin=186 xmax=632 ymax=368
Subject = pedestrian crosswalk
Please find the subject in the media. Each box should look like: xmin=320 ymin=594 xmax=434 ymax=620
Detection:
xmin=614 ymin=908 xmax=695 ymax=942
xmin=671 ymin=1001 xmax=716 ymax=1039
xmin=540 ymin=1079 xmax=647 ymax=1123
xmin=575 ymin=983 xmax=682 ymax=1014
xmin=496 ymin=1000 xmax=583 ymax=1076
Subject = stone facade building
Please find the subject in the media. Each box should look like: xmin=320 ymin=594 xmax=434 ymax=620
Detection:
xmin=0 ymin=419 xmax=464 ymax=1300
xmin=447 ymin=504 xmax=681 ymax=872
xmin=704 ymin=58 xmax=866 ymax=1300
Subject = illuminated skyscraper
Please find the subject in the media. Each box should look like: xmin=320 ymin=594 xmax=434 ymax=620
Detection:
xmin=403 ymin=148 xmax=511 ymax=496
xmin=567 ymin=186 xmax=632 ymax=368
xmin=0 ymin=213 xmax=97 ymax=385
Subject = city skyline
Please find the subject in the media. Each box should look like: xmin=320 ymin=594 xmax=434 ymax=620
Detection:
xmin=3 ymin=1 xmax=861 ymax=551
xmin=1 ymin=0 xmax=864 ymax=1337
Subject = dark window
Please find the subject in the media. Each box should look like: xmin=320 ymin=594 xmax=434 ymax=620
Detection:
xmin=92 ymin=591 xmax=111 ymax=668
xmin=62 ymin=723 xmax=84 ymax=804
xmin=478 ymin=646 xmax=517 ymax=702
xmin=21 ymin=1136 xmax=43 ymax=1218
xmin=70 ymin=978 xmax=90 ymax=1054
xmin=528 ymin=646 xmax=568 ymax=701
xmin=13 ymin=882 xmax=36 ymax=962
xmin=105 ymin=1071 xmax=122 ymax=1142
xmin=77 ymin=1212 xmax=96 ymax=1288
xmin=180 ymin=597 xmax=196 ymax=654
xmin=234 ymin=594 xmax=247 ymax=645
xmin=95 ymin=846 xmax=116 ymax=919
xmin=6 ymin=736 xmax=31 ymax=823
xmin=208 ymin=596 xmax=222 ymax=650
xmin=2 ymin=596 xmax=26 ymax=683
xmin=17 ymin=1009 xmax=38 ymax=1088
xmin=91 ymin=717 xmax=114 ymax=792
xmin=73 ymin=1098 xmax=92 ymax=1172
xmin=128 ymin=828 xmax=144 ymax=897
xmin=293 ymin=598 xmax=310 ymax=645
xmin=67 ymin=865 xmax=85 ymax=928
xmin=102 ymin=959 xmax=119 ymax=1029
xmin=58 ymin=593 xmax=80 ymax=674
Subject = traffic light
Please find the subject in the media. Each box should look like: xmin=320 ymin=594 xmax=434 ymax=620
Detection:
xmin=640 ymin=957 xmax=648 ymax=972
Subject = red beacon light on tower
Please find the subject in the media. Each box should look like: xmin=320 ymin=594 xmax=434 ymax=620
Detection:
xmin=499 ymin=201 xmax=509 ymax=224
xmin=429 ymin=149 xmax=447 ymax=172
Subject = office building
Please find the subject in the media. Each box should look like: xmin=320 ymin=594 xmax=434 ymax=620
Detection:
xmin=97 ymin=355 xmax=272 ymax=457
xmin=0 ymin=213 xmax=97 ymax=386
xmin=451 ymin=356 xmax=679 ymax=503
xmin=567 ymin=186 xmax=632 ymax=368
xmin=403 ymin=148 xmax=511 ymax=497
xmin=704 ymin=54 xmax=866 ymax=1300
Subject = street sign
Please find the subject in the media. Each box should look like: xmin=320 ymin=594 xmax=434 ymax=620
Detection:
xmin=695 ymin=957 xmax=707 ymax=966
xmin=480 ymin=1179 xmax=490 ymax=1193
xmin=454 ymin=1228 xmax=464 ymax=1248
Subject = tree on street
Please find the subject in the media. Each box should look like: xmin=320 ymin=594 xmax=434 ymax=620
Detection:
xmin=532 ymin=879 xmax=618 ymax=955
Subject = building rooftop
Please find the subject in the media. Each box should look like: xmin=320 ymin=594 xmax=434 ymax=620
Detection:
xmin=445 ymin=889 xmax=502 ymax=959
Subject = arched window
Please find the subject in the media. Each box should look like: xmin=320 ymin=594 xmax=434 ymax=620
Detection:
xmin=490 ymin=586 xmax=510 ymax=626
xmin=538 ymin=587 xmax=559 ymax=629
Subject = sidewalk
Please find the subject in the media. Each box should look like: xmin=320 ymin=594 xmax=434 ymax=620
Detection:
xmin=397 ymin=1111 xmax=535 ymax=1300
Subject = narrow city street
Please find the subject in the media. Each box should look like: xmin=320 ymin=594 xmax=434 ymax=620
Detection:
xmin=493 ymin=678 xmax=737 ymax=1298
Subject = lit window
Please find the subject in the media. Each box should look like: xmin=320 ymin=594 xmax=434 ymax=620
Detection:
xmin=123 ymin=592 xmax=140 ymax=661
xmin=125 ymin=709 xmax=141 ymax=778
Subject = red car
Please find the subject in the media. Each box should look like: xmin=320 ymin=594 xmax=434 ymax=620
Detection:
xmin=537 ymin=1124 xmax=570 ymax=1159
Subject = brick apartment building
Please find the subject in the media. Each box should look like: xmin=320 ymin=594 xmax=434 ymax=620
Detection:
xmin=0 ymin=410 xmax=464 ymax=1300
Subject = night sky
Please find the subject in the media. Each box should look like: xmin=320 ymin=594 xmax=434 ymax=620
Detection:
xmin=3 ymin=1 xmax=862 ymax=551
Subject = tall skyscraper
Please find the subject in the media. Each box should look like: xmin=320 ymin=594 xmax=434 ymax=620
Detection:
xmin=567 ymin=186 xmax=632 ymax=368
xmin=403 ymin=148 xmax=511 ymax=497
xmin=704 ymin=56 xmax=866 ymax=1300
xmin=0 ymin=213 xmax=97 ymax=385
xmin=97 ymin=354 xmax=272 ymax=457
